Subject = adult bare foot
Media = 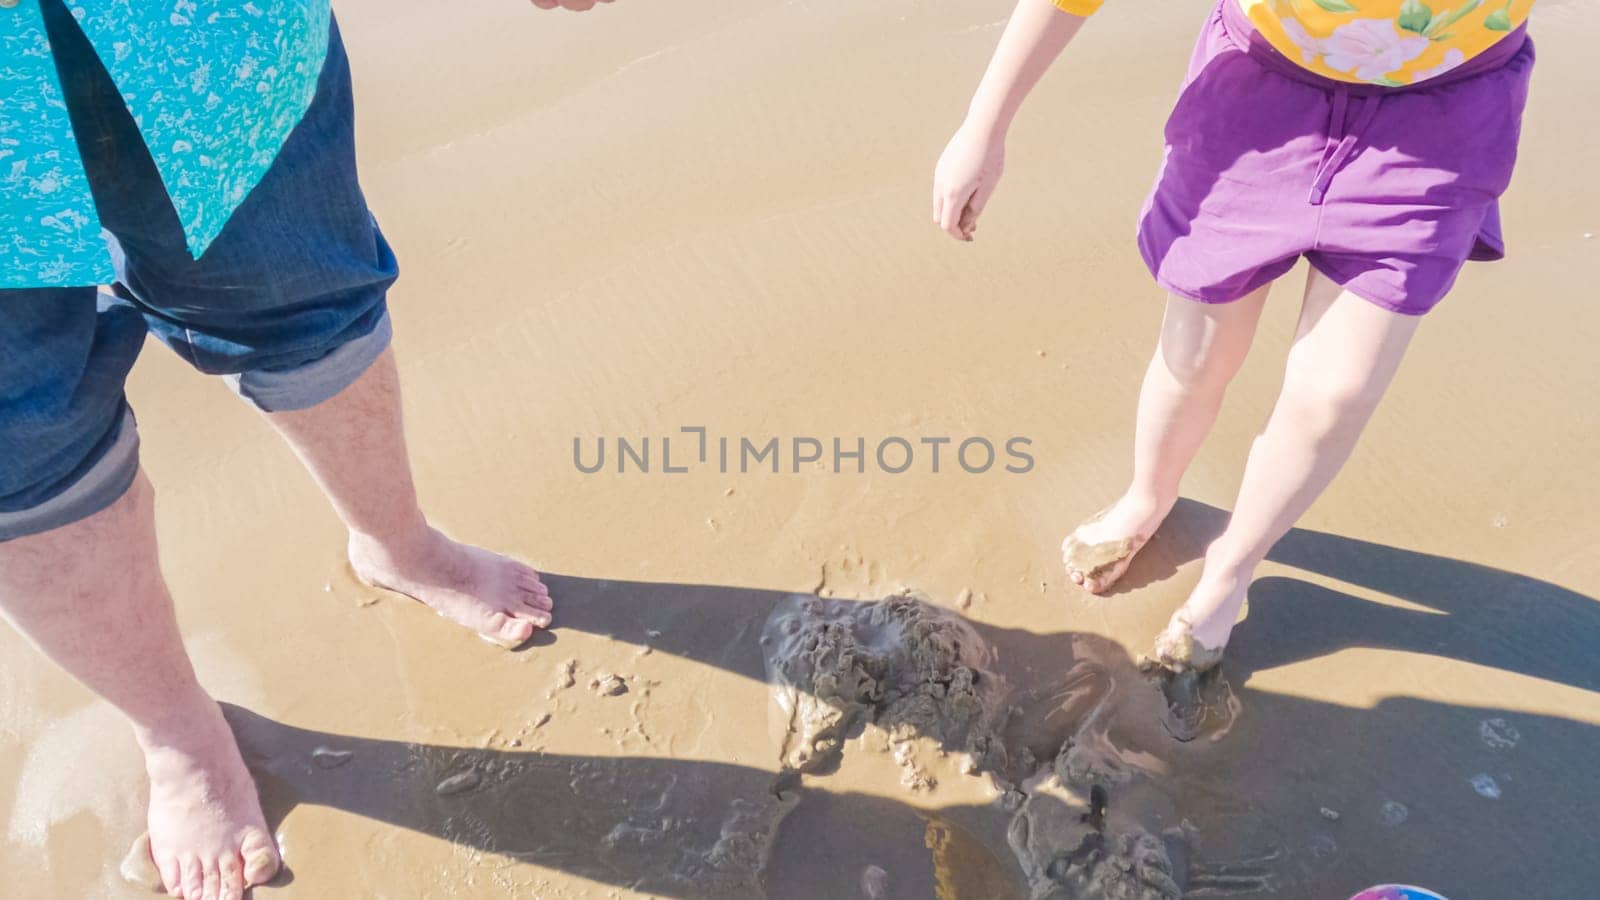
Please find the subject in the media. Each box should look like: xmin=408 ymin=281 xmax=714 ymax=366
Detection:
xmin=1061 ymin=493 xmax=1174 ymax=594
xmin=348 ymin=525 xmax=553 ymax=648
xmin=137 ymin=695 xmax=280 ymax=900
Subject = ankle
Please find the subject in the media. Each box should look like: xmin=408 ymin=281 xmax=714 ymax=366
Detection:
xmin=132 ymin=688 xmax=226 ymax=757
xmin=1096 ymin=487 xmax=1173 ymax=530
xmin=1124 ymin=487 xmax=1178 ymax=520
xmin=348 ymin=518 xmax=436 ymax=563
xmin=1203 ymin=534 xmax=1263 ymax=574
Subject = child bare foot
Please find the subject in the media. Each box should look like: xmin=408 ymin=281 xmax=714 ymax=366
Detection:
xmin=1150 ymin=566 xmax=1247 ymax=673
xmin=1061 ymin=493 xmax=1174 ymax=594
xmin=348 ymin=526 xmax=554 ymax=649
xmin=136 ymin=696 xmax=280 ymax=900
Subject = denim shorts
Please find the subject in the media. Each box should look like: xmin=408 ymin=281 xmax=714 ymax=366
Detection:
xmin=0 ymin=5 xmax=398 ymax=541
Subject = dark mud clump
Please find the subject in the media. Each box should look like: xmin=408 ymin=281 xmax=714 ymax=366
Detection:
xmin=1004 ymin=670 xmax=1183 ymax=900
xmin=760 ymin=591 xmax=1009 ymax=784
xmin=761 ymin=591 xmax=1186 ymax=899
xmin=1007 ymin=768 xmax=1181 ymax=900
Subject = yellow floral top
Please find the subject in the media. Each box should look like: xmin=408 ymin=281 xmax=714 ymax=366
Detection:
xmin=1054 ymin=0 xmax=1533 ymax=86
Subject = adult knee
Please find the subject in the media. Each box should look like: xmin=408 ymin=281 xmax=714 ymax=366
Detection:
xmin=224 ymin=311 xmax=393 ymax=413
xmin=0 ymin=408 xmax=141 ymax=542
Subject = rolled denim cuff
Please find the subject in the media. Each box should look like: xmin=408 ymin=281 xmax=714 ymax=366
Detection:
xmin=225 ymin=311 xmax=392 ymax=413
xmin=0 ymin=408 xmax=140 ymax=542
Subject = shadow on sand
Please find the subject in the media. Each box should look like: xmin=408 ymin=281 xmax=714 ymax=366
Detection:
xmin=232 ymin=499 xmax=1599 ymax=898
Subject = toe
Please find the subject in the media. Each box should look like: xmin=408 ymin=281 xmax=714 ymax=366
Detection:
xmin=490 ymin=612 xmax=535 ymax=646
xmin=158 ymin=854 xmax=183 ymax=896
xmin=201 ymin=858 xmax=222 ymax=900
xmin=517 ymin=586 xmax=553 ymax=613
xmin=180 ymin=855 xmax=204 ymax=899
xmin=239 ymin=828 xmax=280 ymax=886
xmin=515 ymin=603 xmax=553 ymax=628
xmin=516 ymin=570 xmax=551 ymax=598
xmin=520 ymin=584 xmax=554 ymax=610
xmin=219 ymin=853 xmax=245 ymax=900
xmin=521 ymin=576 xmax=560 ymax=605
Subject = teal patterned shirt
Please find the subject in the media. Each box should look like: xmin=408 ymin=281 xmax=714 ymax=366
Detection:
xmin=1 ymin=0 xmax=331 ymax=288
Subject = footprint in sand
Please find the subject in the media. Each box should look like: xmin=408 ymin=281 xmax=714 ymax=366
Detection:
xmin=1150 ymin=666 xmax=1239 ymax=743
xmin=1379 ymin=800 xmax=1409 ymax=826
xmin=1469 ymin=773 xmax=1502 ymax=799
xmin=435 ymin=770 xmax=482 ymax=797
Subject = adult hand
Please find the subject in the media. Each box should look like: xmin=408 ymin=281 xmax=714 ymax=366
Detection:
xmin=529 ymin=0 xmax=613 ymax=10
xmin=932 ymin=123 xmax=1005 ymax=242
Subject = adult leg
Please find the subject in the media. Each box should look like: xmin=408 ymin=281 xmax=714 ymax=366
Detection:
xmin=0 ymin=283 xmax=276 ymax=900
xmin=1064 ymin=283 xmax=1270 ymax=592
xmin=261 ymin=346 xmax=553 ymax=647
xmin=1154 ymin=268 xmax=1421 ymax=668
xmin=75 ymin=15 xmax=551 ymax=648
xmin=0 ymin=475 xmax=279 ymax=900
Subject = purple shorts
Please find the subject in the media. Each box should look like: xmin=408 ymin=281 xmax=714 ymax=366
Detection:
xmin=1137 ymin=0 xmax=1535 ymax=315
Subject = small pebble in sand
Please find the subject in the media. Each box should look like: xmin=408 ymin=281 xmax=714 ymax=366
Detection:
xmin=533 ymin=712 xmax=553 ymax=728
xmin=322 ymin=581 xmax=332 ymax=593
xmin=955 ymin=588 xmax=973 ymax=610
xmin=1319 ymin=807 xmax=1340 ymax=821
xmin=435 ymin=770 xmax=482 ymax=796
xmin=547 ymin=659 xmax=578 ymax=697
xmin=861 ymin=864 xmax=889 ymax=899
xmin=1379 ymin=800 xmax=1409 ymax=826
xmin=311 ymin=746 xmax=353 ymax=769
xmin=509 ymin=738 xmax=522 ymax=748
xmin=1491 ymin=513 xmax=1509 ymax=528
xmin=724 ymin=486 xmax=736 ymax=496
xmin=1585 ymin=232 xmax=1595 ymax=239
xmin=1469 ymin=774 xmax=1502 ymax=799
xmin=1480 ymin=717 xmax=1521 ymax=750
xmin=590 ymin=673 xmax=629 ymax=696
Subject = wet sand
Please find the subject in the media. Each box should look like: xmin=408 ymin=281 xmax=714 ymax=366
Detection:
xmin=3 ymin=0 xmax=1599 ymax=897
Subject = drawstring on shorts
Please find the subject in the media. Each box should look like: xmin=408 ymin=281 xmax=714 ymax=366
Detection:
xmin=1309 ymin=87 xmax=1382 ymax=206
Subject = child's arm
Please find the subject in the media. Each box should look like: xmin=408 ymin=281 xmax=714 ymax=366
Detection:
xmin=933 ymin=0 xmax=1093 ymax=241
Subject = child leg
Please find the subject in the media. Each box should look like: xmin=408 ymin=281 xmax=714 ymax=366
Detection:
xmin=1155 ymin=268 xmax=1421 ymax=667
xmin=1065 ymin=283 xmax=1269 ymax=592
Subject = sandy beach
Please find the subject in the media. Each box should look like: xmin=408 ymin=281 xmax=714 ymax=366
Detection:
xmin=3 ymin=0 xmax=1598 ymax=896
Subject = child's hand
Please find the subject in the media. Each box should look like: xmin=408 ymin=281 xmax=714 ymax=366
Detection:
xmin=529 ymin=0 xmax=613 ymax=10
xmin=933 ymin=124 xmax=1005 ymax=242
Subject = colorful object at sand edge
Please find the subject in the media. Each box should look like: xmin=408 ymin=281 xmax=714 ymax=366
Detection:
xmin=1351 ymin=886 xmax=1449 ymax=900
